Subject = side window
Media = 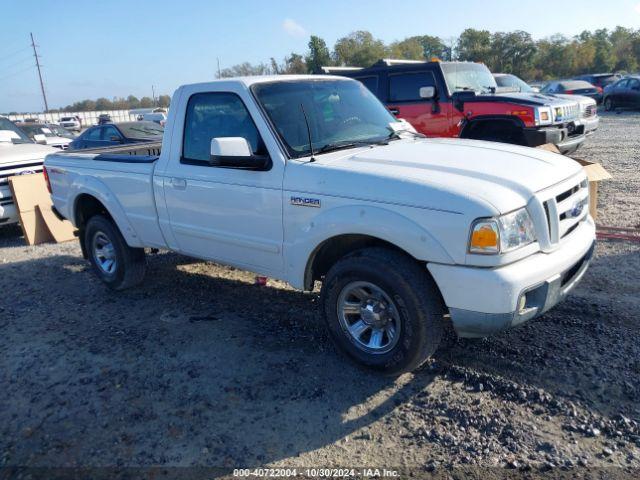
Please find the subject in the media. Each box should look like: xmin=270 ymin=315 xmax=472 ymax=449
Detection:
xmin=182 ymin=92 xmax=264 ymax=165
xmin=617 ymin=79 xmax=629 ymax=89
xmin=389 ymin=72 xmax=437 ymax=102
xmin=355 ymin=76 xmax=379 ymax=96
xmin=628 ymin=79 xmax=640 ymax=90
xmin=101 ymin=125 xmax=121 ymax=140
xmin=84 ymin=127 xmax=102 ymax=141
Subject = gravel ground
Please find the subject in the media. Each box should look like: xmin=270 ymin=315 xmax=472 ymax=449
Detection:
xmin=1 ymin=114 xmax=639 ymax=479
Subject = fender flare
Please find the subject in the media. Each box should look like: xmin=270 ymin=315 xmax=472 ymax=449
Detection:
xmin=70 ymin=175 xmax=144 ymax=248
xmin=286 ymin=204 xmax=456 ymax=290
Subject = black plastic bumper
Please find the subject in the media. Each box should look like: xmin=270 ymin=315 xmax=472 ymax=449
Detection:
xmin=523 ymin=125 xmax=586 ymax=154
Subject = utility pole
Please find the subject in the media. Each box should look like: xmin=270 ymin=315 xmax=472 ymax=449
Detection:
xmin=151 ymin=85 xmax=156 ymax=106
xmin=30 ymin=32 xmax=49 ymax=113
xmin=216 ymin=57 xmax=221 ymax=78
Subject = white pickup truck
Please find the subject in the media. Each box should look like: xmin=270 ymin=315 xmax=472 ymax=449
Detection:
xmin=1 ymin=117 xmax=56 ymax=225
xmin=44 ymin=76 xmax=595 ymax=374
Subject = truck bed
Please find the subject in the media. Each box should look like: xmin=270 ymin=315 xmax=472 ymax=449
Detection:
xmin=60 ymin=142 xmax=162 ymax=163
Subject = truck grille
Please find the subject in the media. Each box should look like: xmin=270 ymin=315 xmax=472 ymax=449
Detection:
xmin=555 ymin=104 xmax=579 ymax=122
xmin=0 ymin=161 xmax=44 ymax=186
xmin=581 ymin=104 xmax=597 ymax=118
xmin=535 ymin=176 xmax=589 ymax=250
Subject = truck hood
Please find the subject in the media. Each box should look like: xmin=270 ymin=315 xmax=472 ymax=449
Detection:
xmin=472 ymin=91 xmax=578 ymax=107
xmin=291 ymin=138 xmax=583 ymax=215
xmin=0 ymin=141 xmax=56 ymax=166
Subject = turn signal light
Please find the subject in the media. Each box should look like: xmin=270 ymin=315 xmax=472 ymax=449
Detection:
xmin=469 ymin=221 xmax=499 ymax=254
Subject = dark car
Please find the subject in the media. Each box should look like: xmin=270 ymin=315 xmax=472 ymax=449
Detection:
xmin=97 ymin=114 xmax=112 ymax=125
xmin=69 ymin=121 xmax=163 ymax=150
xmin=602 ymin=76 xmax=640 ymax=111
xmin=541 ymin=80 xmax=601 ymax=101
xmin=574 ymin=73 xmax=621 ymax=97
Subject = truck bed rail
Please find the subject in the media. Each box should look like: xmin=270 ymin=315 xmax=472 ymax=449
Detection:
xmin=59 ymin=142 xmax=162 ymax=163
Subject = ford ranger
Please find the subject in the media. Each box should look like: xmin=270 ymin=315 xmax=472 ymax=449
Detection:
xmin=44 ymin=76 xmax=595 ymax=374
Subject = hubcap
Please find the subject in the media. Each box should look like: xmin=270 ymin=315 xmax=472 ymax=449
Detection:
xmin=92 ymin=231 xmax=117 ymax=275
xmin=337 ymin=281 xmax=401 ymax=354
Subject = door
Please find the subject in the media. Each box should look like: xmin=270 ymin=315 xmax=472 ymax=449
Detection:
xmin=101 ymin=125 xmax=124 ymax=146
xmin=627 ymin=79 xmax=640 ymax=108
xmin=385 ymin=71 xmax=452 ymax=137
xmin=78 ymin=126 xmax=103 ymax=149
xmin=162 ymin=91 xmax=284 ymax=275
xmin=614 ymin=79 xmax=630 ymax=107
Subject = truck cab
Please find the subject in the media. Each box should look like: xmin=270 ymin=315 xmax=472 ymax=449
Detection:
xmin=324 ymin=59 xmax=589 ymax=154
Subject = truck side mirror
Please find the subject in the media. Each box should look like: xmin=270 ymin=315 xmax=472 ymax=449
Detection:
xmin=419 ymin=86 xmax=436 ymax=100
xmin=210 ymin=137 xmax=271 ymax=171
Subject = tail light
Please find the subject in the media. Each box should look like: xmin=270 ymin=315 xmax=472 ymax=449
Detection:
xmin=565 ymin=90 xmax=574 ymax=94
xmin=596 ymin=86 xmax=603 ymax=94
xmin=43 ymin=165 xmax=52 ymax=193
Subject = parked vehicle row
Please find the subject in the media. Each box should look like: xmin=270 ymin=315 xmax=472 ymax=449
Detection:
xmin=324 ymin=59 xmax=594 ymax=154
xmin=68 ymin=121 xmax=164 ymax=150
xmin=16 ymin=122 xmax=73 ymax=150
xmin=44 ymin=75 xmax=595 ymax=374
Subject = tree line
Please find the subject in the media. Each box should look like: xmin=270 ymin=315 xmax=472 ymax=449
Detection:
xmin=50 ymin=94 xmax=171 ymax=113
xmin=218 ymin=27 xmax=640 ymax=81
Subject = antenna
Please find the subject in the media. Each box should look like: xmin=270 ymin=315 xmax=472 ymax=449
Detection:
xmin=300 ymin=103 xmax=315 ymax=162
xmin=30 ymin=32 xmax=49 ymax=113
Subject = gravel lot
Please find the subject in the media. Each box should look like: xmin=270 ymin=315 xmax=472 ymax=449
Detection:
xmin=1 ymin=113 xmax=639 ymax=478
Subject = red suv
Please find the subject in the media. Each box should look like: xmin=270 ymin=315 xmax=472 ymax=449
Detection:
xmin=324 ymin=60 xmax=587 ymax=154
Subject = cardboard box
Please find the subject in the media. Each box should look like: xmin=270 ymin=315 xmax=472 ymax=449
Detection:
xmin=8 ymin=173 xmax=76 ymax=245
xmin=573 ymin=158 xmax=612 ymax=220
xmin=536 ymin=144 xmax=612 ymax=219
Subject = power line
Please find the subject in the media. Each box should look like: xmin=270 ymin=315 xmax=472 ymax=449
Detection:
xmin=30 ymin=32 xmax=49 ymax=112
xmin=0 ymin=46 xmax=31 ymax=63
xmin=0 ymin=64 xmax=34 ymax=83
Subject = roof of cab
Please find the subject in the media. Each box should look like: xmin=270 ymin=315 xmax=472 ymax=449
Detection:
xmin=179 ymin=74 xmax=353 ymax=91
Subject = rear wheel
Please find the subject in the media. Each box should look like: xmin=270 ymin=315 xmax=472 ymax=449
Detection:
xmin=84 ymin=215 xmax=146 ymax=290
xmin=320 ymin=247 xmax=445 ymax=375
xmin=604 ymin=97 xmax=614 ymax=112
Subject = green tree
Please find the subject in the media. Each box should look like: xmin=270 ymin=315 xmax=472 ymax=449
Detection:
xmin=127 ymin=95 xmax=140 ymax=109
xmin=217 ymin=62 xmax=271 ymax=78
xmin=490 ymin=31 xmax=536 ymax=78
xmin=139 ymin=96 xmax=154 ymax=108
xmin=95 ymin=97 xmax=112 ymax=110
xmin=388 ymin=36 xmax=424 ymax=60
xmin=418 ymin=35 xmax=449 ymax=60
xmin=333 ymin=30 xmax=387 ymax=67
xmin=305 ymin=35 xmax=332 ymax=72
xmin=157 ymin=95 xmax=171 ymax=108
xmin=456 ymin=28 xmax=492 ymax=63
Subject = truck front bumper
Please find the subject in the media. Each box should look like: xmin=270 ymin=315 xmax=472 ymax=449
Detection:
xmin=523 ymin=125 xmax=585 ymax=154
xmin=428 ymin=216 xmax=595 ymax=338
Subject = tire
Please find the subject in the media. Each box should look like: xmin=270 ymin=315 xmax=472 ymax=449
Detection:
xmin=320 ymin=247 xmax=445 ymax=375
xmin=604 ymin=97 xmax=614 ymax=112
xmin=84 ymin=215 xmax=146 ymax=290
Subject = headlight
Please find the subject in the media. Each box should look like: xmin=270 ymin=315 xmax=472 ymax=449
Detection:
xmin=534 ymin=107 xmax=552 ymax=126
xmin=469 ymin=208 xmax=536 ymax=254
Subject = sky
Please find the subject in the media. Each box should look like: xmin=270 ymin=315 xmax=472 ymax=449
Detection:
xmin=2 ymin=0 xmax=640 ymax=113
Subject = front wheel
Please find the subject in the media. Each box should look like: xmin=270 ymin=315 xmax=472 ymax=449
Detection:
xmin=320 ymin=248 xmax=445 ymax=375
xmin=84 ymin=215 xmax=146 ymax=290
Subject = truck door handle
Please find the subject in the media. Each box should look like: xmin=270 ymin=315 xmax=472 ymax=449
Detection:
xmin=389 ymin=108 xmax=400 ymax=115
xmin=170 ymin=177 xmax=187 ymax=190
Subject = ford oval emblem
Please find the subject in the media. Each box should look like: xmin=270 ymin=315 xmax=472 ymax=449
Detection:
xmin=569 ymin=202 xmax=583 ymax=218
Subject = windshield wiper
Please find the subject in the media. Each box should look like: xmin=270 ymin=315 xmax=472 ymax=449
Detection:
xmin=387 ymin=129 xmax=426 ymax=140
xmin=316 ymin=140 xmax=383 ymax=154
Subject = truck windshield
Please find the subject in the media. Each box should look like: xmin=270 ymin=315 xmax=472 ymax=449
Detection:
xmin=19 ymin=124 xmax=56 ymax=138
xmin=441 ymin=63 xmax=498 ymax=94
xmin=0 ymin=117 xmax=32 ymax=143
xmin=252 ymin=79 xmax=399 ymax=158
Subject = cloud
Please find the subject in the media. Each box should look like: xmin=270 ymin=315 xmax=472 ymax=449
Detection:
xmin=282 ymin=18 xmax=307 ymax=38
